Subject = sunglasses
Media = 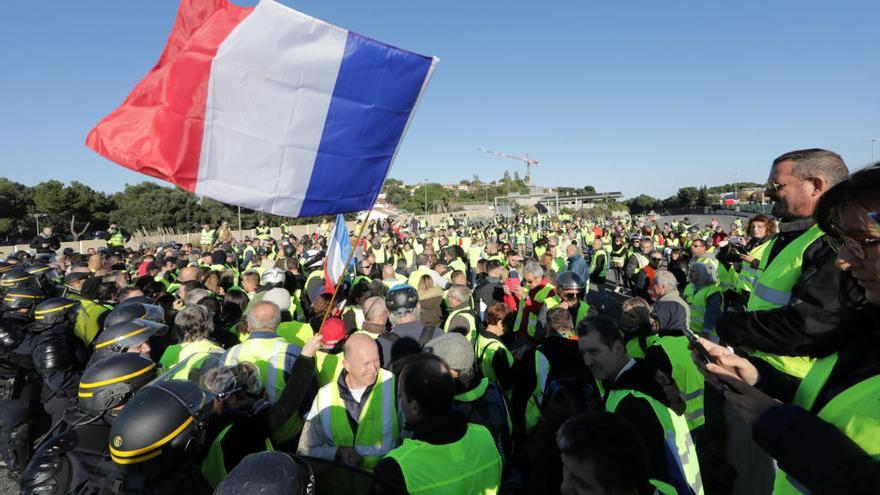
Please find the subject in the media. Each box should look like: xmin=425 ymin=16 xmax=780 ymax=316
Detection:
xmin=766 ymin=177 xmax=812 ymax=193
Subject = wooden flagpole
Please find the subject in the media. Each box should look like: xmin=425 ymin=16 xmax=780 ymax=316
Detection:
xmin=320 ymin=210 xmax=372 ymax=329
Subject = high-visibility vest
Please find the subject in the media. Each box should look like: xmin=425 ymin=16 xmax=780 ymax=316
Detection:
xmin=68 ymin=294 xmax=108 ymax=346
xmin=736 ymin=240 xmax=773 ymax=294
xmin=255 ymin=226 xmax=271 ymax=240
xmin=402 ymin=250 xmax=415 ymax=268
xmin=606 ymin=388 xmax=703 ymax=495
xmin=651 ymin=336 xmax=706 ymax=430
xmin=772 ymin=352 xmax=880 ymax=494
xmin=625 ymin=334 xmax=660 ymax=360
xmin=448 ymin=258 xmax=466 ymax=274
xmin=408 ymin=267 xmax=431 ymax=288
xmin=289 ymin=288 xmax=305 ymax=322
xmin=686 ymin=284 xmax=722 ymax=339
xmin=746 ymin=224 xmax=824 ymax=379
xmin=610 ymin=245 xmax=627 ymax=268
xmin=314 ymin=369 xmax=399 ymax=470
xmin=524 ymin=349 xmax=550 ymax=433
xmin=280 ymin=224 xmax=291 ymax=237
xmin=314 ymin=351 xmax=344 ymax=388
xmin=650 ymin=479 xmax=679 ymax=495
xmin=224 ymin=336 xmax=303 ymax=444
xmin=590 ymin=249 xmax=607 ymax=278
xmin=444 ymin=308 xmax=478 ymax=342
xmin=475 ymin=333 xmax=513 ymax=384
xmin=543 ymin=298 xmax=590 ymax=329
xmin=242 ymin=245 xmax=257 ymax=271
xmin=202 ymin=423 xmax=273 ymax=488
xmin=643 ymin=265 xmax=658 ymax=301
xmin=632 ymin=252 xmax=649 ymax=273
xmin=384 ymin=423 xmax=502 ymax=495
xmin=107 ymin=230 xmax=125 ymax=246
xmin=200 ymin=229 xmax=216 ymax=246
xmin=514 ymin=283 xmax=556 ymax=339
xmin=372 ymin=247 xmax=387 ymax=264
xmin=276 ymin=320 xmax=313 ymax=348
xmin=167 ymin=339 xmax=224 ymax=380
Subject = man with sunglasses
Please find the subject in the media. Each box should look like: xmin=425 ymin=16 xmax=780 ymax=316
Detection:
xmin=714 ymin=149 xmax=851 ymax=494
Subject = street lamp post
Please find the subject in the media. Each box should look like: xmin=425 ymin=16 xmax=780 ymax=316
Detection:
xmin=31 ymin=213 xmax=47 ymax=235
xmin=870 ymin=138 xmax=880 ymax=162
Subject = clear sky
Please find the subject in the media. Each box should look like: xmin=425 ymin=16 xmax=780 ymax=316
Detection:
xmin=1 ymin=0 xmax=878 ymax=200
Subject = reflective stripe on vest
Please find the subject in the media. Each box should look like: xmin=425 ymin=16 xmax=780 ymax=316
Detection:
xmin=687 ymin=285 xmax=722 ymax=336
xmin=606 ymin=388 xmax=703 ymax=495
xmin=653 ymin=336 xmax=706 ymax=430
xmin=385 ymin=423 xmax=501 ymax=495
xmin=200 ymin=229 xmax=216 ymax=246
xmin=316 ymin=368 xmax=399 ymax=470
xmin=773 ymin=352 xmax=880 ymax=494
xmin=736 ymin=240 xmax=773 ymax=293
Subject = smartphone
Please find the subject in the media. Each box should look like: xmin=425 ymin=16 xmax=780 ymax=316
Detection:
xmin=682 ymin=327 xmax=735 ymax=393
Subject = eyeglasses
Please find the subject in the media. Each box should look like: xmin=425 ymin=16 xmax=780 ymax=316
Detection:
xmin=766 ymin=177 xmax=811 ymax=193
xmin=650 ymin=257 xmax=663 ymax=262
xmin=827 ymin=236 xmax=880 ymax=260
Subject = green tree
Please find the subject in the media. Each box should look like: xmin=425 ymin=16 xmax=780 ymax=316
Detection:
xmin=0 ymin=178 xmax=34 ymax=242
xmin=676 ymin=187 xmax=700 ymax=208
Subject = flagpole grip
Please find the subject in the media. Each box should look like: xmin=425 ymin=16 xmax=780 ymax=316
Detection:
xmin=320 ymin=211 xmax=372 ymax=330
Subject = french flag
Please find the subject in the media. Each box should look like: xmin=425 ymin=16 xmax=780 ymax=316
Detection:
xmin=324 ymin=214 xmax=353 ymax=293
xmin=87 ymin=0 xmax=437 ymax=217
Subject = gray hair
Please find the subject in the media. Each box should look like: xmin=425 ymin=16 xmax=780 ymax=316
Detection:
xmin=773 ymin=149 xmax=849 ymax=188
xmin=184 ymin=288 xmax=212 ymax=307
xmin=688 ymin=261 xmax=717 ymax=288
xmin=246 ymin=302 xmax=281 ymax=332
xmin=201 ymin=362 xmax=263 ymax=401
xmin=363 ymin=296 xmax=388 ymax=323
xmin=446 ymin=284 xmax=470 ymax=307
xmin=523 ymin=260 xmax=544 ymax=279
xmin=174 ymin=304 xmax=213 ymax=343
xmin=653 ymin=270 xmax=678 ymax=294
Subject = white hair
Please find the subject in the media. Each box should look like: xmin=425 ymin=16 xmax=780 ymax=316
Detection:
xmin=523 ymin=261 xmax=544 ymax=279
xmin=653 ymin=270 xmax=678 ymax=294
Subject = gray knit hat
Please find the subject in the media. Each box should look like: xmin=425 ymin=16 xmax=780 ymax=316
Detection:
xmin=423 ymin=332 xmax=475 ymax=372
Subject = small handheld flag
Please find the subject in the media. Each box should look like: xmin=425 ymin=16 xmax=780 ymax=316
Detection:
xmin=324 ymin=214 xmax=355 ymax=293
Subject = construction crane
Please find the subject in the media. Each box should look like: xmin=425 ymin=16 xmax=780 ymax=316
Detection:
xmin=478 ymin=148 xmax=539 ymax=185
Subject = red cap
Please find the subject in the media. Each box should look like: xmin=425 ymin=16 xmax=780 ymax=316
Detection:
xmin=320 ymin=318 xmax=346 ymax=347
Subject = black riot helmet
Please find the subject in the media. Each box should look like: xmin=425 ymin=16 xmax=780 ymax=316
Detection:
xmin=78 ymin=354 xmax=158 ymax=414
xmin=32 ymin=297 xmax=81 ymax=327
xmin=283 ymin=244 xmax=296 ymax=259
xmin=25 ymin=263 xmax=59 ymax=289
xmin=0 ymin=320 xmax=25 ymax=355
xmin=103 ymin=302 xmax=165 ymax=330
xmin=92 ymin=319 xmax=167 ymax=360
xmin=386 ymin=284 xmax=419 ymax=315
xmin=2 ymin=287 xmax=46 ymax=314
xmin=109 ymin=380 xmax=210 ymax=473
xmin=214 ymin=452 xmax=315 ymax=495
xmin=0 ymin=268 xmax=36 ymax=290
xmin=555 ymin=271 xmax=586 ymax=291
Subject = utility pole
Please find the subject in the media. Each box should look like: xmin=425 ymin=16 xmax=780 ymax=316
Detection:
xmin=870 ymin=138 xmax=880 ymax=162
xmin=237 ymin=206 xmax=242 ymax=239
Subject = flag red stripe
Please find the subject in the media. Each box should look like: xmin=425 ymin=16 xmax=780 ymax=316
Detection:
xmin=85 ymin=0 xmax=252 ymax=192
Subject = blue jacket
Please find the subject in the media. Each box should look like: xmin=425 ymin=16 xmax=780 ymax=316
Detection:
xmin=566 ymin=254 xmax=589 ymax=282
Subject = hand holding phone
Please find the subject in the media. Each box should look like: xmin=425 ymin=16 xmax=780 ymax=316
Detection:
xmin=686 ymin=331 xmax=759 ymax=391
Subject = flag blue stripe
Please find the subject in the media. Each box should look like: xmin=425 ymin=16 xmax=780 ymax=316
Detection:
xmin=299 ymin=31 xmax=433 ymax=217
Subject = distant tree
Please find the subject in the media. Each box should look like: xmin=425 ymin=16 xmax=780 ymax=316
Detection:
xmin=676 ymin=187 xmax=700 ymax=208
xmin=696 ymin=186 xmax=709 ymax=207
xmin=582 ymin=185 xmax=597 ymax=195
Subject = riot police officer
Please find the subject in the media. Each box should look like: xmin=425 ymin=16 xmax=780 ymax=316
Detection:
xmin=89 ymin=318 xmax=168 ymax=365
xmin=19 ymin=354 xmax=158 ymax=494
xmin=0 ymin=287 xmax=45 ymax=479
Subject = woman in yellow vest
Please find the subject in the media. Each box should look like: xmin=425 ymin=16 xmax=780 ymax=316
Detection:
xmin=695 ymin=166 xmax=880 ymax=493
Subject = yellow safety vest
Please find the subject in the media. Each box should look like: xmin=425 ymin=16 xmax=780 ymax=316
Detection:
xmin=747 ymin=225 xmax=824 ymax=379
xmin=606 ymin=388 xmax=703 ymax=495
xmin=200 ymin=229 xmax=216 ymax=246
xmin=444 ymin=308 xmax=478 ymax=342
xmin=168 ymin=340 xmax=224 ymax=380
xmin=651 ymin=336 xmax=706 ymax=430
xmin=202 ymin=424 xmax=273 ymax=488
xmin=736 ymin=240 xmax=773 ymax=294
xmin=773 ymin=352 xmax=880 ymax=494
xmin=224 ymin=336 xmax=302 ymax=444
xmin=276 ymin=320 xmax=313 ymax=348
xmin=524 ymin=349 xmax=550 ymax=433
xmin=315 ymin=369 xmax=399 ymax=470
xmin=686 ymin=284 xmax=722 ymax=339
xmin=590 ymin=249 xmax=607 ymax=278
xmin=475 ymin=334 xmax=513 ymax=385
xmin=385 ymin=423 xmax=502 ymax=495
xmin=68 ymin=295 xmax=108 ymax=347
xmin=314 ymin=351 xmax=344 ymax=388
xmin=514 ymin=283 xmax=555 ymax=339
xmin=544 ymin=298 xmax=590 ymax=329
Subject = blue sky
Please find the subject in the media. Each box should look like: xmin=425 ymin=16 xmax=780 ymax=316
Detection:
xmin=1 ymin=0 xmax=878 ymax=200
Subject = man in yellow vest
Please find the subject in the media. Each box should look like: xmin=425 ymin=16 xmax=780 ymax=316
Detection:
xmin=297 ymin=333 xmax=399 ymax=470
xmin=373 ymin=354 xmax=502 ymax=494
xmin=222 ymin=301 xmax=308 ymax=448
xmin=199 ymin=222 xmax=217 ymax=253
xmin=255 ymin=220 xmax=271 ymax=241
xmin=717 ymin=149 xmax=850 ymax=380
xmin=63 ymin=271 xmax=108 ymax=346
xmin=443 ymin=284 xmax=480 ymax=342
xmin=579 ymin=315 xmax=702 ymax=494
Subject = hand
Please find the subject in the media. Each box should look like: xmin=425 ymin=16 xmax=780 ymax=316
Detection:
xmin=502 ymin=284 xmax=511 ymax=295
xmin=739 ymin=254 xmax=756 ymax=263
xmin=336 ymin=446 xmax=363 ymax=466
xmin=301 ymin=333 xmax=323 ymax=358
xmin=718 ymin=374 xmax=780 ymax=428
xmin=558 ymin=300 xmax=574 ymax=310
xmin=172 ymin=299 xmax=184 ymax=311
xmin=690 ymin=337 xmax=759 ymax=387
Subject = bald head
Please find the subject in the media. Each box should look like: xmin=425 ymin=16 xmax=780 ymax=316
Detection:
xmin=363 ymin=296 xmax=388 ymax=324
xmin=246 ymin=301 xmax=281 ymax=333
xmin=343 ymin=333 xmax=380 ymax=388
xmin=177 ymin=266 xmax=199 ymax=283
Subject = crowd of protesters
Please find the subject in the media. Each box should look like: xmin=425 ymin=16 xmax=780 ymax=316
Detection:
xmin=0 ymin=148 xmax=877 ymax=494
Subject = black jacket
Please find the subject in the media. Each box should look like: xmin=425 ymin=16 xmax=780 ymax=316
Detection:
xmin=717 ymin=219 xmax=858 ymax=356
xmin=29 ymin=234 xmax=61 ymax=254
xmin=752 ymin=321 xmax=880 ymax=493
xmin=473 ymin=277 xmax=504 ymax=313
